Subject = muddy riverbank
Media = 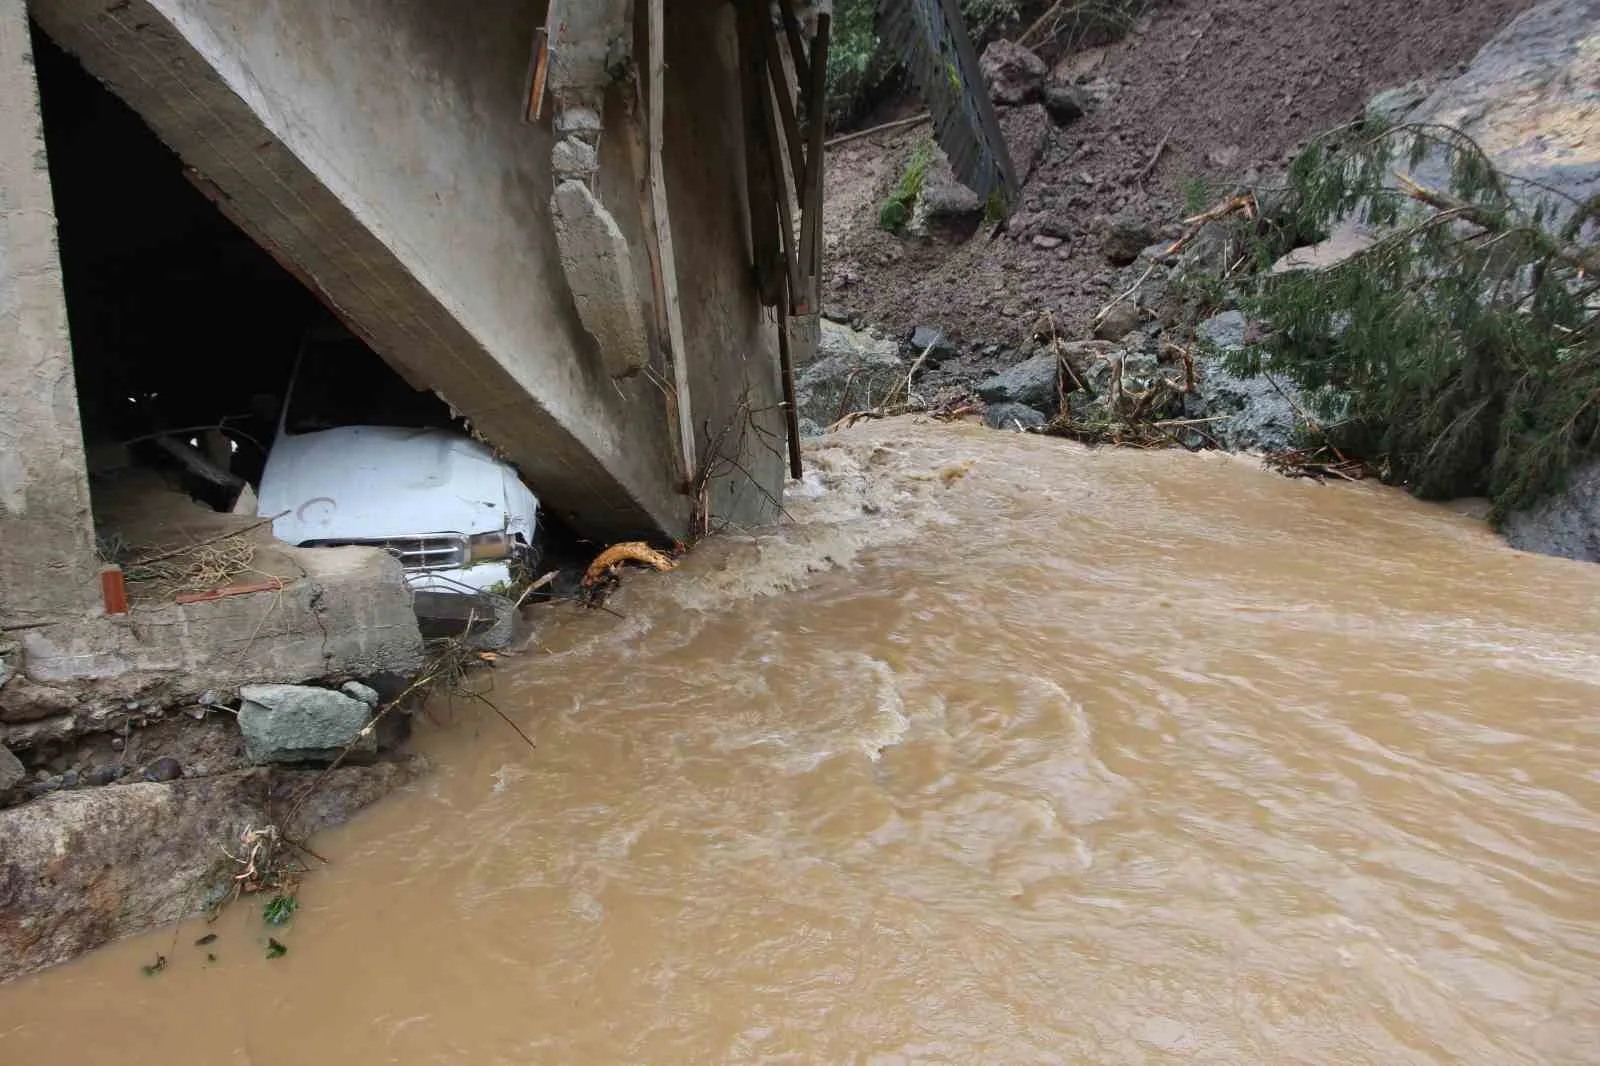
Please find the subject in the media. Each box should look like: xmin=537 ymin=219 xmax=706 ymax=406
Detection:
xmin=2 ymin=420 xmax=1596 ymax=1063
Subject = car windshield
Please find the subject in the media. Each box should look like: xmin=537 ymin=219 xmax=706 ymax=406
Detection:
xmin=284 ymin=334 xmax=459 ymax=434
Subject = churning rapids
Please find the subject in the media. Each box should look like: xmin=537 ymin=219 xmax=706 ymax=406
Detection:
xmin=3 ymin=421 xmax=1599 ymax=1064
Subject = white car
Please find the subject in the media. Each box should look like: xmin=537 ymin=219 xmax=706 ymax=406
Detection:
xmin=257 ymin=333 xmax=539 ymax=635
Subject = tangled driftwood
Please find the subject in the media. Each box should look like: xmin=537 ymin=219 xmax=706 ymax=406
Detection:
xmin=581 ymin=542 xmax=677 ymax=588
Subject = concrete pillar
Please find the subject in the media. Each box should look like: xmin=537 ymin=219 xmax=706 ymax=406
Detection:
xmin=0 ymin=0 xmax=100 ymax=627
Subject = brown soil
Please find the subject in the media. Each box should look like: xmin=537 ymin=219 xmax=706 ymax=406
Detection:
xmin=822 ymin=0 xmax=1535 ymax=361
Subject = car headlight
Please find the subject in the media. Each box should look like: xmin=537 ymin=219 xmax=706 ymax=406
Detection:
xmin=466 ymin=531 xmax=511 ymax=562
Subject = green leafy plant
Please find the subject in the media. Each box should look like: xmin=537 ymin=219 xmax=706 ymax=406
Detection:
xmin=1239 ymin=121 xmax=1600 ymax=521
xmin=1182 ymin=176 xmax=1210 ymax=216
xmin=263 ymin=893 xmax=299 ymax=927
xmin=877 ymin=138 xmax=936 ymax=233
xmin=265 ymin=938 xmax=288 ymax=959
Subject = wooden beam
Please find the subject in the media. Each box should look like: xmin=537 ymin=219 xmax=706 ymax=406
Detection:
xmin=735 ymin=0 xmax=784 ymax=307
xmin=776 ymin=281 xmax=804 ymax=480
xmin=646 ymin=0 xmax=696 ymax=479
xmin=758 ymin=13 xmax=807 ymax=193
xmin=795 ymin=12 xmax=831 ymax=309
xmin=775 ymin=0 xmax=811 ymax=89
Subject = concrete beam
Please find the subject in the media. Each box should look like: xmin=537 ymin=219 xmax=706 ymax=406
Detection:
xmin=28 ymin=0 xmax=689 ymax=539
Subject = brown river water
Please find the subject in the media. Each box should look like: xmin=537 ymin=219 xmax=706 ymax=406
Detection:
xmin=3 ymin=421 xmax=1600 ymax=1064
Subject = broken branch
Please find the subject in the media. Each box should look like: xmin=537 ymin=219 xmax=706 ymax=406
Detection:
xmin=824 ymin=113 xmax=930 ymax=150
xmin=1166 ymin=193 xmax=1257 ymax=255
xmin=1393 ymin=171 xmax=1600 ymax=276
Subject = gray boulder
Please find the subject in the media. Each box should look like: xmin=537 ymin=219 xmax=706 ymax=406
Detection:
xmin=1365 ymin=79 xmax=1432 ymax=126
xmin=977 ymin=353 xmax=1059 ymax=410
xmin=1282 ymin=0 xmax=1600 ymax=273
xmin=1503 ymin=459 xmax=1600 ymax=564
xmin=1411 ymin=0 xmax=1600 ymax=214
xmin=983 ymin=402 xmax=1048 ymax=430
xmin=0 ymin=758 xmax=425 ymax=981
xmin=1192 ymin=311 xmax=1306 ymax=453
xmin=979 ymin=39 xmax=1047 ymax=105
xmin=1093 ymin=302 xmax=1142 ymax=340
xmin=908 ymin=325 xmax=956 ymax=361
xmin=341 ymin=680 xmax=381 ymax=708
xmin=1043 ymin=82 xmax=1088 ymax=125
xmin=238 ymin=684 xmax=375 ymax=764
xmin=0 ymin=744 xmax=23 ymax=794
xmin=796 ymin=321 xmax=905 ymax=432
xmin=1102 ymin=216 xmax=1158 ymax=266
xmin=910 ymin=149 xmax=985 ymax=237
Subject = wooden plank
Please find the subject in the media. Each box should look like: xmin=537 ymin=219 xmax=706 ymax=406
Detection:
xmin=735 ymin=0 xmax=784 ymax=307
xmin=647 ymin=0 xmax=697 ymax=479
xmin=522 ymin=25 xmax=551 ymax=123
xmin=758 ymin=13 xmax=807 ymax=194
xmin=776 ymin=281 xmax=804 ymax=480
xmin=625 ymin=79 xmax=685 ymax=485
xmin=795 ymin=12 xmax=831 ymax=310
xmin=775 ymin=0 xmax=811 ymax=89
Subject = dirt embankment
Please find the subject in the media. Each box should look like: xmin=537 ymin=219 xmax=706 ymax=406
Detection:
xmin=822 ymin=0 xmax=1535 ymax=364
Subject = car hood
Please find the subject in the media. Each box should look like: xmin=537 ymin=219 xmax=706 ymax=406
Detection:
xmin=259 ymin=426 xmax=517 ymax=544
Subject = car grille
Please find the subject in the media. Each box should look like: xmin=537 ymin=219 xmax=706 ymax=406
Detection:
xmin=306 ymin=535 xmax=467 ymax=572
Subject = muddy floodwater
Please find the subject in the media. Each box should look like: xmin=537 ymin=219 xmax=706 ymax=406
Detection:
xmin=3 ymin=421 xmax=1599 ymax=1064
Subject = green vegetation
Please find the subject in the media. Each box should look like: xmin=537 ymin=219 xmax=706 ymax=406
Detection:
xmin=827 ymin=0 xmax=1019 ymax=126
xmin=825 ymin=0 xmax=890 ymax=127
xmin=1182 ymin=175 xmax=1210 ymax=216
xmin=263 ymin=893 xmax=299 ymax=926
xmin=826 ymin=0 xmax=1150 ymax=127
xmin=1239 ymin=121 xmax=1600 ymax=521
xmin=265 ymin=937 xmax=288 ymax=959
xmin=877 ymin=138 xmax=936 ymax=233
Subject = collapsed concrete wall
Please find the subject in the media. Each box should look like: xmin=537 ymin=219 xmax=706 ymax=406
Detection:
xmin=1 ymin=0 xmax=787 ymax=731
xmin=28 ymin=0 xmax=786 ymax=541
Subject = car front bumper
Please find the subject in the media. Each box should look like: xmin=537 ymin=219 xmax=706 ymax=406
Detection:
xmin=404 ymin=562 xmax=513 ymax=633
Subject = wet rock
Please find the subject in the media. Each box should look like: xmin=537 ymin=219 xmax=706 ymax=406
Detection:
xmin=1102 ymin=216 xmax=1158 ymax=266
xmin=983 ymin=402 xmax=1049 ymax=430
xmin=1198 ymin=310 xmax=1247 ymax=349
xmin=1365 ymin=79 xmax=1432 ymax=125
xmin=908 ymin=325 xmax=956 ymax=361
xmin=341 ymin=681 xmax=381 ymax=709
xmin=0 ymin=757 xmax=426 ymax=981
xmin=976 ymin=354 xmax=1059 ymax=411
xmin=795 ymin=322 xmax=905 ymax=433
xmin=142 ymin=756 xmax=183 ymax=782
xmin=979 ymin=39 xmax=1047 ymax=105
xmin=1192 ymin=311 xmax=1306 ymax=453
xmin=237 ymin=684 xmax=375 ymax=764
xmin=1042 ymin=82 xmax=1089 ymax=125
xmin=269 ymin=756 xmax=427 ymax=837
xmin=1411 ymin=0 xmax=1600 ymax=213
xmin=0 ymin=744 xmax=23 ymax=794
xmin=83 ymin=765 xmax=119 ymax=787
xmin=1038 ymin=215 xmax=1075 ymax=240
xmin=1093 ymin=302 xmax=1143 ymax=340
xmin=1503 ymin=459 xmax=1600 ymax=564
xmin=910 ymin=149 xmax=985 ymax=237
